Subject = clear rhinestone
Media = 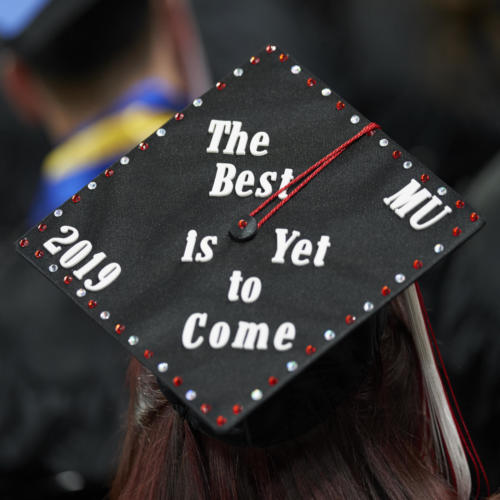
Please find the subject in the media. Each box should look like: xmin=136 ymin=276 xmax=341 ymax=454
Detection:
xmin=76 ymin=288 xmax=86 ymax=298
xmin=87 ymin=181 xmax=97 ymax=190
xmin=403 ymin=160 xmax=413 ymax=169
xmin=193 ymin=98 xmax=203 ymax=107
xmin=251 ymin=389 xmax=263 ymax=401
xmin=48 ymin=264 xmax=58 ymax=273
xmin=128 ymin=335 xmax=139 ymax=346
xmin=100 ymin=311 xmax=110 ymax=320
xmin=120 ymin=156 xmax=130 ymax=165
xmin=321 ymin=88 xmax=332 ymax=96
xmin=363 ymin=301 xmax=374 ymax=312
xmin=233 ymin=68 xmax=244 ymax=77
xmin=156 ymin=128 xmax=166 ymax=137
xmin=323 ymin=329 xmax=336 ymax=341
xmin=290 ymin=65 xmax=301 ymax=74
xmin=434 ymin=243 xmax=444 ymax=254
xmin=286 ymin=360 xmax=298 ymax=372
xmin=54 ymin=209 xmax=63 ymax=217
xmin=437 ymin=186 xmax=447 ymax=196
xmin=379 ymin=138 xmax=389 ymax=147
xmin=157 ymin=362 xmax=168 ymax=373
xmin=395 ymin=273 xmax=406 ymax=284
xmin=350 ymin=115 xmax=360 ymax=124
xmin=185 ymin=390 xmax=197 ymax=401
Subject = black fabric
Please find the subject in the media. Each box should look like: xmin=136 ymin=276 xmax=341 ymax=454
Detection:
xmin=15 ymin=46 xmax=484 ymax=440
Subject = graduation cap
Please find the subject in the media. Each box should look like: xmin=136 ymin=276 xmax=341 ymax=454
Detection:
xmin=0 ymin=0 xmax=99 ymax=54
xmin=16 ymin=45 xmax=484 ymax=445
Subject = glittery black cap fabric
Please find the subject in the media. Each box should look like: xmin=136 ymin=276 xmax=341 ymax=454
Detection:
xmin=16 ymin=45 xmax=484 ymax=443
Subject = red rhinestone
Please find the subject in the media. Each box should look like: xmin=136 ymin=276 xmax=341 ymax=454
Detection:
xmin=455 ymin=200 xmax=465 ymax=209
xmin=173 ymin=376 xmax=183 ymax=386
xmin=392 ymin=150 xmax=401 ymax=159
xmin=250 ymin=56 xmax=260 ymax=64
xmin=470 ymin=212 xmax=479 ymax=222
xmin=420 ymin=174 xmax=430 ymax=183
xmin=279 ymin=53 xmax=288 ymax=62
xmin=232 ymin=404 xmax=242 ymax=415
xmin=217 ymin=415 xmax=227 ymax=426
xmin=34 ymin=250 xmax=44 ymax=259
xmin=306 ymin=78 xmax=316 ymax=87
xmin=88 ymin=299 xmax=97 ymax=309
xmin=345 ymin=314 xmax=356 ymax=325
xmin=336 ymin=100 xmax=345 ymax=110
xmin=38 ymin=223 xmax=47 ymax=232
xmin=115 ymin=324 xmax=125 ymax=335
xmin=268 ymin=376 xmax=278 ymax=386
xmin=139 ymin=142 xmax=149 ymax=151
xmin=72 ymin=194 xmax=81 ymax=203
xmin=413 ymin=259 xmax=423 ymax=270
xmin=216 ymin=81 xmax=226 ymax=90
xmin=381 ymin=286 xmax=391 ymax=296
xmin=63 ymin=275 xmax=73 ymax=285
xmin=144 ymin=350 xmax=153 ymax=359
xmin=452 ymin=226 xmax=462 ymax=237
xmin=105 ymin=168 xmax=114 ymax=177
xmin=305 ymin=345 xmax=316 ymax=355
xmin=238 ymin=219 xmax=248 ymax=229
xmin=200 ymin=403 xmax=211 ymax=414
xmin=266 ymin=44 xmax=276 ymax=53
xmin=19 ymin=238 xmax=29 ymax=248
xmin=174 ymin=112 xmax=184 ymax=121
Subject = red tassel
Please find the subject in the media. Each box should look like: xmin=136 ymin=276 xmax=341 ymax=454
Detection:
xmin=250 ymin=122 xmax=380 ymax=228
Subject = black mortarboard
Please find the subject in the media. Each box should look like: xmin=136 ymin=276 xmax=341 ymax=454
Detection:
xmin=0 ymin=0 xmax=99 ymax=54
xmin=16 ymin=45 xmax=484 ymax=445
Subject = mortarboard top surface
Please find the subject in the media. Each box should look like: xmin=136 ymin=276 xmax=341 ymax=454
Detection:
xmin=16 ymin=45 xmax=484 ymax=438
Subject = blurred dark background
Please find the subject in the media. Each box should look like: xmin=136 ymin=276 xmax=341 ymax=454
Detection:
xmin=0 ymin=0 xmax=498 ymax=497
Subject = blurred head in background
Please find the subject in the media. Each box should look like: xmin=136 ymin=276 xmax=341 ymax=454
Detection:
xmin=0 ymin=0 xmax=209 ymax=225
xmin=1 ymin=0 xmax=208 ymax=142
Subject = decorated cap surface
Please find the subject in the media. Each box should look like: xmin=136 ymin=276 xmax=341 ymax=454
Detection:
xmin=16 ymin=45 xmax=484 ymax=438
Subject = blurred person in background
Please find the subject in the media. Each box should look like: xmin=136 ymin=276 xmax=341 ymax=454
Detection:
xmin=2 ymin=0 xmax=209 ymax=225
xmin=0 ymin=96 xmax=48 ymax=234
xmin=0 ymin=0 xmax=208 ymax=498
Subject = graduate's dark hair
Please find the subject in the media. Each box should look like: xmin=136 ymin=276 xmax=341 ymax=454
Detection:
xmin=111 ymin=286 xmax=468 ymax=500
xmin=20 ymin=0 xmax=150 ymax=83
